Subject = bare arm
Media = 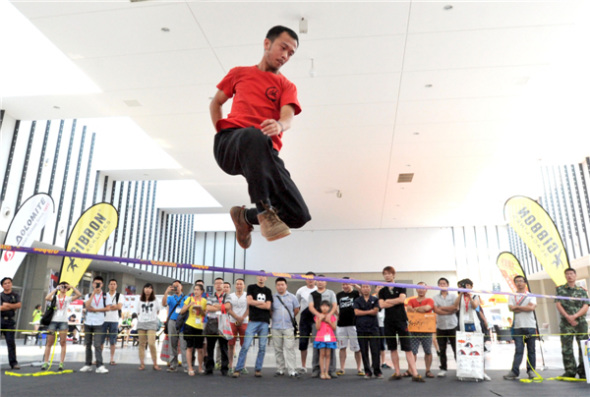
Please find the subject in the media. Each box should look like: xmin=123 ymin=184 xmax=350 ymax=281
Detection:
xmin=70 ymin=287 xmax=82 ymax=301
xmin=260 ymin=105 xmax=295 ymax=137
xmin=354 ymin=307 xmax=379 ymax=316
xmin=209 ymin=90 xmax=229 ymax=129
xmin=45 ymin=288 xmax=58 ymax=301
xmin=415 ymin=304 xmax=433 ymax=313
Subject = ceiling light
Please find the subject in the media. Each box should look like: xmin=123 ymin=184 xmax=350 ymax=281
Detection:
xmin=413 ymin=132 xmax=420 ymax=135
xmin=53 ymin=105 xmax=61 ymax=109
xmin=425 ymin=84 xmax=433 ymax=88
xmin=299 ymin=17 xmax=308 ymax=34
xmin=161 ymin=27 xmax=170 ymax=32
xmin=444 ymin=5 xmax=453 ymax=10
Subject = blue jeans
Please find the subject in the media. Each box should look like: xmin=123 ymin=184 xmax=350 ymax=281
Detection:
xmin=511 ymin=327 xmax=536 ymax=376
xmin=234 ymin=321 xmax=269 ymax=372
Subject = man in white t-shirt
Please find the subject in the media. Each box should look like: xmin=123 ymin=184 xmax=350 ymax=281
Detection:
xmin=504 ymin=275 xmax=537 ymax=380
xmin=101 ymin=279 xmax=123 ymax=366
xmin=295 ymin=271 xmax=317 ymax=372
xmin=227 ymin=278 xmax=249 ymax=372
xmin=80 ymin=276 xmax=112 ymax=374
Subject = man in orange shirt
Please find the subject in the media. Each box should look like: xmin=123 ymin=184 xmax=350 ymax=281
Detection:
xmin=406 ymin=282 xmax=435 ymax=378
xmin=210 ymin=26 xmax=311 ymax=249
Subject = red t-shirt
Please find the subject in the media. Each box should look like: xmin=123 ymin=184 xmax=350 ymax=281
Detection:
xmin=216 ymin=66 xmax=302 ymax=152
xmin=406 ymin=297 xmax=434 ymax=313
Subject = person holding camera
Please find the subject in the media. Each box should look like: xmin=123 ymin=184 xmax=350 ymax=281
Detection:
xmin=80 ymin=276 xmax=111 ymax=374
xmin=454 ymin=278 xmax=491 ymax=381
xmin=162 ymin=280 xmax=187 ymax=372
xmin=41 ymin=281 xmax=82 ymax=371
xmin=1 ymin=277 xmax=22 ymax=370
xmin=180 ymin=284 xmax=207 ymax=376
xmin=454 ymin=279 xmax=480 ymax=333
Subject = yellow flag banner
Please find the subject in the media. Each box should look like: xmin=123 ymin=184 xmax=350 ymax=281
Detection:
xmin=496 ymin=251 xmax=527 ymax=293
xmin=504 ymin=196 xmax=568 ymax=286
xmin=407 ymin=312 xmax=436 ymax=333
xmin=59 ymin=203 xmax=118 ymax=288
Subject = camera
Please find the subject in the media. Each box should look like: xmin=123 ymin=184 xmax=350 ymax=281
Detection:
xmin=458 ymin=282 xmax=467 ymax=289
xmin=94 ymin=282 xmax=102 ymax=288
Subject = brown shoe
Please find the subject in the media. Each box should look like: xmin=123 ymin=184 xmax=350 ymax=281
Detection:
xmin=257 ymin=204 xmax=290 ymax=242
xmin=230 ymin=206 xmax=253 ymax=249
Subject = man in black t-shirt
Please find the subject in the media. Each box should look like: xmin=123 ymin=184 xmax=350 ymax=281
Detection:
xmin=335 ymin=277 xmax=362 ymax=376
xmin=1 ymin=277 xmax=22 ymax=369
xmin=233 ymin=272 xmax=273 ymax=378
xmin=378 ymin=266 xmax=423 ymax=382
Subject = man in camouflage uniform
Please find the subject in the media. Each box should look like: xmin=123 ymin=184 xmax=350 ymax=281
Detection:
xmin=555 ymin=268 xmax=589 ymax=379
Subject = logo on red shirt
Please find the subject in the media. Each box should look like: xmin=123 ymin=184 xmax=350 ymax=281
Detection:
xmin=265 ymin=87 xmax=278 ymax=102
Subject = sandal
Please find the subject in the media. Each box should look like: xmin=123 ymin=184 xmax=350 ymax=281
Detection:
xmin=188 ymin=370 xmax=195 ymax=376
xmin=110 ymin=361 xmax=116 ymax=366
xmin=153 ymin=365 xmax=161 ymax=371
xmin=403 ymin=370 xmax=412 ymax=377
xmin=412 ymin=375 xmax=425 ymax=383
xmin=426 ymin=371 xmax=435 ymax=378
xmin=138 ymin=364 xmax=145 ymax=371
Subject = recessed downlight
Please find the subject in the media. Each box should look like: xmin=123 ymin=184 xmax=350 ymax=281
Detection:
xmin=444 ymin=5 xmax=453 ymax=10
xmin=161 ymin=27 xmax=170 ymax=32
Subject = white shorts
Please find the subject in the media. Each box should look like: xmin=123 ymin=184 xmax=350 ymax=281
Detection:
xmin=336 ymin=326 xmax=360 ymax=352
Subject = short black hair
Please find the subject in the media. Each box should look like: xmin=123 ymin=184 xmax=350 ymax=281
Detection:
xmin=235 ymin=278 xmax=244 ymax=283
xmin=172 ymin=280 xmax=182 ymax=285
xmin=342 ymin=276 xmax=350 ymax=280
xmin=195 ymin=279 xmax=204 ymax=285
xmin=564 ymin=267 xmax=576 ymax=275
xmin=224 ymin=282 xmax=231 ymax=286
xmin=305 ymin=271 xmax=316 ymax=276
xmin=93 ymin=276 xmax=104 ymax=283
xmin=266 ymin=25 xmax=299 ymax=46
xmin=276 ymin=277 xmax=288 ymax=285
xmin=513 ymin=275 xmax=526 ymax=283
xmin=109 ymin=279 xmax=118 ymax=284
xmin=215 ymin=277 xmax=224 ymax=282
xmin=437 ymin=277 xmax=449 ymax=285
xmin=1 ymin=277 xmax=12 ymax=285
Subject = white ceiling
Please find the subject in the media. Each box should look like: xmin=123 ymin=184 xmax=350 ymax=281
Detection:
xmin=4 ymin=0 xmax=590 ymax=231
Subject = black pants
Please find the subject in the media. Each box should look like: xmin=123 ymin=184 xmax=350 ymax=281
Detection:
xmin=358 ymin=331 xmax=382 ymax=376
xmin=436 ymin=328 xmax=457 ymax=371
xmin=1 ymin=318 xmax=18 ymax=367
xmin=214 ymin=128 xmax=311 ymax=228
xmin=298 ymin=309 xmax=314 ymax=351
xmin=206 ymin=334 xmax=228 ymax=374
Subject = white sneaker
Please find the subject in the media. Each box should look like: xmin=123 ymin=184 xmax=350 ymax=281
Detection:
xmin=96 ymin=365 xmax=109 ymax=374
xmin=483 ymin=373 xmax=491 ymax=381
xmin=79 ymin=365 xmax=93 ymax=373
xmin=437 ymin=370 xmax=447 ymax=378
xmin=296 ymin=367 xmax=307 ymax=374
